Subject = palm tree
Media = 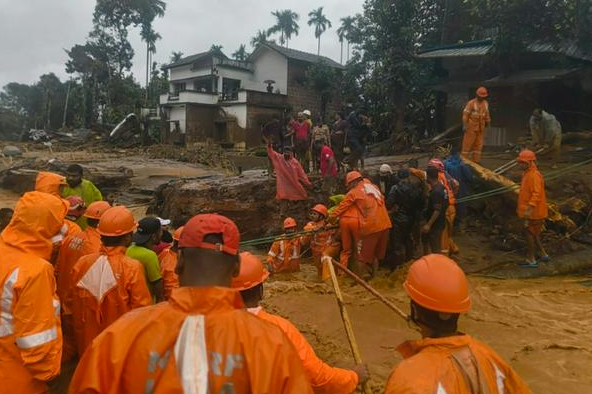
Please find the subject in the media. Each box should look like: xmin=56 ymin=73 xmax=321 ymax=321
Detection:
xmin=170 ymin=51 xmax=184 ymax=63
xmin=250 ymin=29 xmax=271 ymax=49
xmin=267 ymin=9 xmax=300 ymax=48
xmin=308 ymin=7 xmax=332 ymax=55
xmin=339 ymin=16 xmax=356 ymax=62
xmin=337 ymin=26 xmax=345 ymax=64
xmin=232 ymin=44 xmax=249 ymax=61
xmin=141 ymin=25 xmax=161 ymax=103
xmin=210 ymin=44 xmax=224 ymax=57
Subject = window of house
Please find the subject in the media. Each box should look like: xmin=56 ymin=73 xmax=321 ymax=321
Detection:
xmin=173 ymin=83 xmax=186 ymax=94
xmin=221 ymin=78 xmax=241 ymax=100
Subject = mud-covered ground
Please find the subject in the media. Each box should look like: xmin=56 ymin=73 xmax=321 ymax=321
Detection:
xmin=263 ymin=252 xmax=592 ymax=394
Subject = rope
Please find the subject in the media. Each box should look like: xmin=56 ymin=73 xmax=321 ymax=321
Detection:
xmin=240 ymin=225 xmax=339 ymax=247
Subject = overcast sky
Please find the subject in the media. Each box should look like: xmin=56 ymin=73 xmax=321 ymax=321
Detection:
xmin=0 ymin=0 xmax=363 ymax=88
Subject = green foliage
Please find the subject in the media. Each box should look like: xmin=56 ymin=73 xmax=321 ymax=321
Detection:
xmin=268 ymin=9 xmax=300 ymax=47
xmin=250 ymin=30 xmax=275 ymax=49
xmin=307 ymin=61 xmax=338 ymax=120
xmin=308 ymin=7 xmax=332 ymax=55
xmin=232 ymin=44 xmax=249 ymax=61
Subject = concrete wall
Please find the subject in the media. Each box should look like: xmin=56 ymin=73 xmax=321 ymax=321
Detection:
xmin=170 ymin=65 xmax=212 ymax=82
xmin=222 ymin=104 xmax=248 ymax=128
xmin=185 ymin=104 xmax=217 ymax=144
xmin=169 ymin=105 xmax=187 ymax=134
xmin=252 ymin=47 xmax=288 ymax=94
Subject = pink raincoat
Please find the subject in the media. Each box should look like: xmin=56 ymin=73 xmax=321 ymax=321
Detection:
xmin=268 ymin=145 xmax=311 ymax=201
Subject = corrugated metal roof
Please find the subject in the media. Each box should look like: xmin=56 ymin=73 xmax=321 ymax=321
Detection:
xmin=417 ymin=44 xmax=492 ymax=58
xmin=485 ymin=68 xmax=580 ymax=85
xmin=528 ymin=42 xmax=592 ymax=62
xmin=257 ymin=43 xmax=344 ymax=69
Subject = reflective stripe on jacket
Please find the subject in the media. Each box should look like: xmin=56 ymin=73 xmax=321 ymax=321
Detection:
xmin=68 ymin=287 xmax=314 ymax=394
xmin=0 ymin=191 xmax=68 ymax=393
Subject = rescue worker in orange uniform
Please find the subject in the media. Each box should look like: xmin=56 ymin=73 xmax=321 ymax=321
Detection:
xmin=516 ymin=149 xmax=549 ymax=268
xmin=302 ymin=204 xmax=340 ymax=280
xmin=330 ymin=171 xmax=391 ymax=278
xmin=0 ymin=191 xmax=68 ymax=394
xmin=462 ymin=86 xmax=491 ymax=163
xmin=233 ymin=252 xmax=368 ymax=394
xmin=55 ymin=200 xmax=111 ymax=362
xmin=158 ymin=226 xmax=183 ymax=299
xmin=267 ymin=217 xmax=302 ymax=274
xmin=66 ymin=206 xmax=152 ymax=356
xmin=428 ymin=158 xmax=460 ymax=255
xmin=385 ymin=254 xmax=533 ymax=394
xmin=68 ymin=213 xmax=313 ymax=394
xmin=35 ymin=172 xmax=83 ymax=263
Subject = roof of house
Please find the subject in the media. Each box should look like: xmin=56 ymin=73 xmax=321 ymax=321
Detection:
xmin=418 ymin=39 xmax=592 ymax=62
xmin=164 ymin=50 xmax=228 ymax=69
xmin=484 ymin=68 xmax=581 ymax=86
xmin=251 ymin=42 xmax=344 ymax=69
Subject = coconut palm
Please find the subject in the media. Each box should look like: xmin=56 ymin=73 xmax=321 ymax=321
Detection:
xmin=267 ymin=9 xmax=300 ymax=48
xmin=339 ymin=16 xmax=356 ymax=62
xmin=140 ymin=25 xmax=161 ymax=103
xmin=210 ymin=44 xmax=224 ymax=57
xmin=170 ymin=51 xmax=184 ymax=63
xmin=308 ymin=7 xmax=332 ymax=55
xmin=233 ymin=44 xmax=249 ymax=61
xmin=250 ymin=30 xmax=269 ymax=49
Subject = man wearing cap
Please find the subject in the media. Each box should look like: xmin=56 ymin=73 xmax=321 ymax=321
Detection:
xmin=67 ymin=206 xmax=152 ymax=356
xmin=69 ymin=213 xmax=314 ymax=394
xmin=233 ymin=252 xmax=368 ymax=393
xmin=126 ymin=217 xmax=165 ymax=302
xmin=462 ymin=86 xmax=491 ymax=163
xmin=158 ymin=226 xmax=183 ymax=300
xmin=385 ymin=254 xmax=532 ymax=393
xmin=375 ymin=164 xmax=397 ymax=195
xmin=153 ymin=217 xmax=173 ymax=255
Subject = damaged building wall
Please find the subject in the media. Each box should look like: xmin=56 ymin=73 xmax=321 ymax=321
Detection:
xmin=286 ymin=60 xmax=340 ymax=117
xmin=185 ymin=104 xmax=217 ymax=144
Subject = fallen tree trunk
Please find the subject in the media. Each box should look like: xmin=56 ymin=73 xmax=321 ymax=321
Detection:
xmin=463 ymin=158 xmax=577 ymax=233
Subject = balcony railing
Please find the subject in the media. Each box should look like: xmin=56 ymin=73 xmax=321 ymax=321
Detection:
xmin=214 ymin=58 xmax=254 ymax=72
xmin=160 ymin=90 xmax=219 ymax=105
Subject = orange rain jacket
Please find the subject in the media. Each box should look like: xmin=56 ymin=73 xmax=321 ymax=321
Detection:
xmin=55 ymin=225 xmax=101 ymax=301
xmin=462 ymin=99 xmax=491 ymax=135
xmin=68 ymin=287 xmax=314 ymax=394
xmin=267 ymin=237 xmax=302 ymax=273
xmin=251 ymin=307 xmax=358 ymax=394
xmin=385 ymin=335 xmax=532 ymax=394
xmin=330 ymin=180 xmax=391 ymax=237
xmin=35 ymin=171 xmax=66 ymax=197
xmin=67 ymin=246 xmax=152 ymax=356
xmin=303 ymin=220 xmax=339 ymax=258
xmin=158 ymin=247 xmax=180 ymax=300
xmin=0 ymin=191 xmax=67 ymax=394
xmin=517 ymin=163 xmax=548 ymax=220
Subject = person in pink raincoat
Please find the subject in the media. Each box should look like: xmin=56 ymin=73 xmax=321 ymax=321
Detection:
xmin=267 ymin=142 xmax=312 ymax=216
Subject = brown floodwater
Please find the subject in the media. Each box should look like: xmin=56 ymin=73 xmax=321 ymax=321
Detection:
xmin=263 ymin=262 xmax=592 ymax=393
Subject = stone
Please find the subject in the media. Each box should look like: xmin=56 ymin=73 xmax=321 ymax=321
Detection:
xmin=2 ymin=145 xmax=22 ymax=157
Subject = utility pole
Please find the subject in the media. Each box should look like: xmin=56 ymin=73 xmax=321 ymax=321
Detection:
xmin=62 ymin=79 xmax=72 ymax=129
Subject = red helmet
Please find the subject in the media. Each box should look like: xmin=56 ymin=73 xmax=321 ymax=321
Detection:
xmin=98 ymin=206 xmax=137 ymax=236
xmin=231 ymin=252 xmax=269 ymax=291
xmin=311 ymin=204 xmax=328 ymax=218
xmin=404 ymin=254 xmax=471 ymax=314
xmin=84 ymin=201 xmax=111 ymax=220
xmin=283 ymin=217 xmax=297 ymax=229
xmin=65 ymin=196 xmax=86 ymax=218
xmin=517 ymin=149 xmax=536 ymax=163
xmin=345 ymin=171 xmax=363 ymax=185
xmin=428 ymin=158 xmax=445 ymax=172
xmin=476 ymin=86 xmax=488 ymax=98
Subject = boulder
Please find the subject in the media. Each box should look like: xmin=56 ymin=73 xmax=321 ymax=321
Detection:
xmin=3 ymin=145 xmax=22 ymax=157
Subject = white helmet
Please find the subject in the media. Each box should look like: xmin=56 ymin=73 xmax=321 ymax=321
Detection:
xmin=303 ymin=109 xmax=312 ymax=117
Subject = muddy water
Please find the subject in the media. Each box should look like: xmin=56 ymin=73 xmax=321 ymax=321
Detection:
xmin=264 ymin=263 xmax=592 ymax=393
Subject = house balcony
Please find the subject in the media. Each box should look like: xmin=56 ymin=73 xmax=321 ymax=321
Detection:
xmin=160 ymin=90 xmax=219 ymax=106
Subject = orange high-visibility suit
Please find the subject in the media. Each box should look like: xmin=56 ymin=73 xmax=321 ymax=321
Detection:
xmin=517 ymin=162 xmax=548 ymax=236
xmin=0 ymin=192 xmax=67 ymax=394
xmin=385 ymin=335 xmax=532 ymax=394
xmin=267 ymin=237 xmax=302 ymax=273
xmin=251 ymin=307 xmax=358 ymax=394
xmin=67 ymin=246 xmax=152 ymax=356
xmin=158 ymin=247 xmax=180 ymax=300
xmin=332 ymin=180 xmax=391 ymax=266
xmin=303 ymin=220 xmax=340 ymax=279
xmin=68 ymin=287 xmax=314 ymax=394
xmin=35 ymin=171 xmax=66 ymax=196
xmin=330 ymin=198 xmax=361 ymax=269
xmin=438 ymin=172 xmax=459 ymax=255
xmin=462 ymin=99 xmax=491 ymax=163
xmin=54 ymin=224 xmax=102 ymax=362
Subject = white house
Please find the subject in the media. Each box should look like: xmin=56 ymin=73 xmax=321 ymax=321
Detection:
xmin=160 ymin=43 xmax=343 ymax=149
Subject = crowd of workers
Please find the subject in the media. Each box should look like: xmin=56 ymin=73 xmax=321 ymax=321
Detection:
xmin=0 ymin=91 xmax=552 ymax=393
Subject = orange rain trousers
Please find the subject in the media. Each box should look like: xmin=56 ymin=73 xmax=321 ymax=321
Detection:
xmin=359 ymin=229 xmax=389 ymax=265
xmin=158 ymin=247 xmax=180 ymax=300
xmin=254 ymin=308 xmax=358 ymax=394
xmin=68 ymin=287 xmax=313 ymax=394
xmin=0 ymin=192 xmax=68 ymax=394
xmin=385 ymin=335 xmax=532 ymax=394
xmin=441 ymin=205 xmax=459 ymax=255
xmin=461 ymin=98 xmax=490 ymax=163
xmin=338 ymin=217 xmax=360 ymax=269
xmin=517 ymin=163 xmax=548 ymax=220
